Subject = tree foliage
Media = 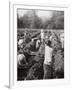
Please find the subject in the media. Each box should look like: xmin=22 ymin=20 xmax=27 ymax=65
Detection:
xmin=17 ymin=10 xmax=64 ymax=29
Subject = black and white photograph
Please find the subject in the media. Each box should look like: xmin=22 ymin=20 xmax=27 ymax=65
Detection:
xmin=17 ymin=8 xmax=64 ymax=81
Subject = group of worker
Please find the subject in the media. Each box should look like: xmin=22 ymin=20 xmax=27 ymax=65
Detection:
xmin=17 ymin=29 xmax=64 ymax=79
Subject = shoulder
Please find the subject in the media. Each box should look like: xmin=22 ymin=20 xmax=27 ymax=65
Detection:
xmin=18 ymin=54 xmax=25 ymax=58
xmin=50 ymin=47 xmax=53 ymax=51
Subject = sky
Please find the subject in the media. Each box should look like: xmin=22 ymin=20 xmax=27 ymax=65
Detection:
xmin=17 ymin=9 xmax=53 ymax=21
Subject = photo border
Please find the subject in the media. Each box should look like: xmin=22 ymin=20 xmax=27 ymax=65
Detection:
xmin=9 ymin=2 xmax=70 ymax=88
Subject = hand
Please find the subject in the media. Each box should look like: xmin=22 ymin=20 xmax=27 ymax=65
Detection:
xmin=26 ymin=63 xmax=28 ymax=66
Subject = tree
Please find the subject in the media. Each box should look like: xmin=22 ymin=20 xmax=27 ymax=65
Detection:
xmin=17 ymin=10 xmax=43 ymax=29
xmin=48 ymin=11 xmax=64 ymax=29
xmin=43 ymin=11 xmax=64 ymax=29
xmin=17 ymin=10 xmax=64 ymax=29
xmin=17 ymin=14 xmax=24 ymax=28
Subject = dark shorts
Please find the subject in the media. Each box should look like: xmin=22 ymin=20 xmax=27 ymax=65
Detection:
xmin=43 ymin=64 xmax=53 ymax=79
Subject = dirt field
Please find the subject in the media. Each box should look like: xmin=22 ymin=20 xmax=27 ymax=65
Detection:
xmin=17 ymin=29 xmax=64 ymax=80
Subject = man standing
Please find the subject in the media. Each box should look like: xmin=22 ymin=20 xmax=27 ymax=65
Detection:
xmin=41 ymin=29 xmax=44 ymax=43
xmin=43 ymin=38 xmax=53 ymax=79
xmin=17 ymin=53 xmax=27 ymax=66
xmin=60 ymin=33 xmax=64 ymax=49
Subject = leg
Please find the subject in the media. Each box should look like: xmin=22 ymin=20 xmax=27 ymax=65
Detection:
xmin=43 ymin=64 xmax=52 ymax=79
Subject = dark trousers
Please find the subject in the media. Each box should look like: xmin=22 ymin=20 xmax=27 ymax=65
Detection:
xmin=43 ymin=64 xmax=52 ymax=79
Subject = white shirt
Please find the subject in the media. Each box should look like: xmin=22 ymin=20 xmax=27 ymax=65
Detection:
xmin=41 ymin=29 xmax=44 ymax=39
xmin=60 ymin=33 xmax=64 ymax=42
xmin=18 ymin=39 xmax=24 ymax=46
xmin=36 ymin=40 xmax=40 ymax=48
xmin=60 ymin=33 xmax=64 ymax=48
xmin=41 ymin=32 xmax=44 ymax=39
xmin=49 ymin=35 xmax=53 ymax=41
xmin=17 ymin=54 xmax=25 ymax=65
xmin=44 ymin=44 xmax=53 ymax=65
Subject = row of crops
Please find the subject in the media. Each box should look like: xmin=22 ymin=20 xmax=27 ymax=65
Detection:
xmin=17 ymin=29 xmax=64 ymax=80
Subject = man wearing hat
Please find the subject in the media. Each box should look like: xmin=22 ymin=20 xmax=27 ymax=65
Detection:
xmin=43 ymin=35 xmax=53 ymax=79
